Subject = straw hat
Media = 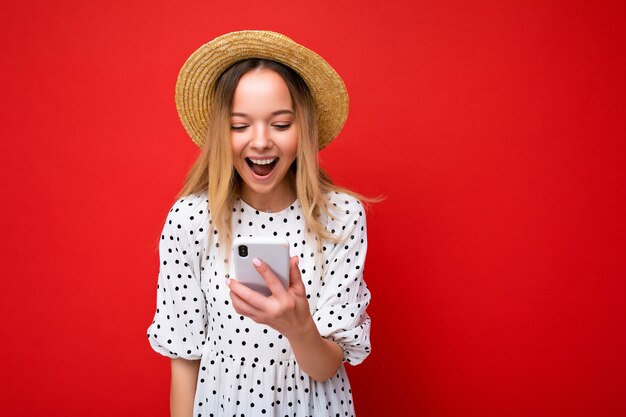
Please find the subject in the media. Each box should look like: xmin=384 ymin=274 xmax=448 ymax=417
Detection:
xmin=175 ymin=30 xmax=349 ymax=149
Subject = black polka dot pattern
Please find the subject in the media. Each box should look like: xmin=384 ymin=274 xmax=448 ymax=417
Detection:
xmin=147 ymin=191 xmax=371 ymax=416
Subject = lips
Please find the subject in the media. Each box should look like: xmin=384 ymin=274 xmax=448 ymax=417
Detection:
xmin=245 ymin=157 xmax=278 ymax=177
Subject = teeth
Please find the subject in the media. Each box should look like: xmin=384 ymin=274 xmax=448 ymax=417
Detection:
xmin=249 ymin=158 xmax=276 ymax=165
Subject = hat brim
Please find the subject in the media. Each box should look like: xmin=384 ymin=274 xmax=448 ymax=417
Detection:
xmin=175 ymin=30 xmax=349 ymax=150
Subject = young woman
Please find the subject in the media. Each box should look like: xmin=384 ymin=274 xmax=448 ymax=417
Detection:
xmin=147 ymin=31 xmax=372 ymax=417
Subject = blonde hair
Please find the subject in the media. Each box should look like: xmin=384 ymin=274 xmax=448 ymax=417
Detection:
xmin=178 ymin=59 xmax=367 ymax=251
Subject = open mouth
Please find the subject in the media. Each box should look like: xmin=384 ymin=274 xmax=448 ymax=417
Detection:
xmin=245 ymin=157 xmax=278 ymax=177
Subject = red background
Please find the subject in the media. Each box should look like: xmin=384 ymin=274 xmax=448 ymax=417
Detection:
xmin=1 ymin=1 xmax=625 ymax=416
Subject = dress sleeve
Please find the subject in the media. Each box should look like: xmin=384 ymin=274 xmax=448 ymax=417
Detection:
xmin=146 ymin=196 xmax=208 ymax=360
xmin=313 ymin=195 xmax=372 ymax=365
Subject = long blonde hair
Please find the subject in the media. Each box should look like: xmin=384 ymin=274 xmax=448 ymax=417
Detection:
xmin=178 ymin=58 xmax=366 ymax=251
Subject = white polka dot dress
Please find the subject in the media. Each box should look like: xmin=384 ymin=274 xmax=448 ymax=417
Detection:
xmin=147 ymin=191 xmax=371 ymax=417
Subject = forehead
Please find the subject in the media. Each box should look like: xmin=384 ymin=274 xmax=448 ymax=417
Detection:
xmin=232 ymin=68 xmax=293 ymax=112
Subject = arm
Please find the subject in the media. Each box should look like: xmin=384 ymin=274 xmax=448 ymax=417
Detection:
xmin=146 ymin=196 xmax=209 ymax=415
xmin=170 ymin=358 xmax=200 ymax=417
xmin=284 ymin=313 xmax=344 ymax=381
xmin=312 ymin=198 xmax=371 ymax=366
xmin=227 ymin=256 xmax=343 ymax=382
xmin=147 ymin=195 xmax=209 ymax=360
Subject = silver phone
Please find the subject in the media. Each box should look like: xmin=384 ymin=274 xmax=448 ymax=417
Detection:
xmin=232 ymin=237 xmax=290 ymax=296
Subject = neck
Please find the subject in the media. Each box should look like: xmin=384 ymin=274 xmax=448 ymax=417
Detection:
xmin=239 ymin=176 xmax=297 ymax=213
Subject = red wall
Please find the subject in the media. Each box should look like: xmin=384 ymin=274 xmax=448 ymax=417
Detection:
xmin=1 ymin=1 xmax=625 ymax=416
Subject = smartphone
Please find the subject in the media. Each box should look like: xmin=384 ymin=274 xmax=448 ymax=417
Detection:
xmin=232 ymin=236 xmax=290 ymax=296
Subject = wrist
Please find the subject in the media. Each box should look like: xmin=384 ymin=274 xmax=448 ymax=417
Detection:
xmin=284 ymin=316 xmax=344 ymax=382
xmin=284 ymin=315 xmax=320 ymax=344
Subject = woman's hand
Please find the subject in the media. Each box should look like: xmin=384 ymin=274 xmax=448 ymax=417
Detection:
xmin=226 ymin=255 xmax=344 ymax=381
xmin=226 ymin=256 xmax=312 ymax=339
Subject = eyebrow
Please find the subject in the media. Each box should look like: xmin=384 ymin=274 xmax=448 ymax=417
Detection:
xmin=231 ymin=109 xmax=295 ymax=117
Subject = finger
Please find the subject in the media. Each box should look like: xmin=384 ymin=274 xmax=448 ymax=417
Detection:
xmin=230 ymin=290 xmax=263 ymax=320
xmin=288 ymin=256 xmax=305 ymax=291
xmin=253 ymin=257 xmax=288 ymax=297
xmin=227 ymin=278 xmax=272 ymax=311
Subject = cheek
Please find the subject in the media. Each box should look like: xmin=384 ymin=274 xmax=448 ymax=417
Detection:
xmin=231 ymin=137 xmax=243 ymax=158
xmin=230 ymin=143 xmax=246 ymax=173
xmin=284 ymin=133 xmax=299 ymax=159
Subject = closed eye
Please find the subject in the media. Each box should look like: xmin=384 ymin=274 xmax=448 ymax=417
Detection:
xmin=231 ymin=124 xmax=248 ymax=131
xmin=273 ymin=123 xmax=291 ymax=130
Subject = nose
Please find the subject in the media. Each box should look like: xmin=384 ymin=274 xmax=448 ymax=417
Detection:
xmin=250 ymin=125 xmax=273 ymax=150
